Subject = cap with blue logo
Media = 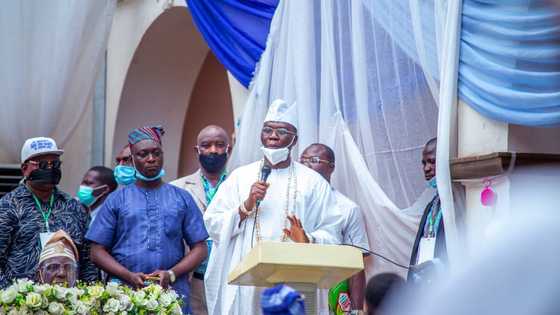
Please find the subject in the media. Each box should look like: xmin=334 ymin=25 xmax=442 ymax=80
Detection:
xmin=21 ymin=137 xmax=64 ymax=163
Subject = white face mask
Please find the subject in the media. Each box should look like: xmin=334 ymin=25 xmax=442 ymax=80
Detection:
xmin=261 ymin=146 xmax=290 ymax=165
xmin=261 ymin=136 xmax=295 ymax=165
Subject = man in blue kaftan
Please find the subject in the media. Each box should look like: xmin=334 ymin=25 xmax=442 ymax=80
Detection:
xmin=87 ymin=126 xmax=208 ymax=314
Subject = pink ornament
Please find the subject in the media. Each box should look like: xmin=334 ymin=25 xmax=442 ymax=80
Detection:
xmin=481 ymin=182 xmax=496 ymax=206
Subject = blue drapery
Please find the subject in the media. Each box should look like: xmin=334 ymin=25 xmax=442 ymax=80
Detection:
xmin=459 ymin=0 xmax=560 ymax=126
xmin=364 ymin=0 xmax=560 ymax=126
xmin=185 ymin=0 xmax=278 ymax=88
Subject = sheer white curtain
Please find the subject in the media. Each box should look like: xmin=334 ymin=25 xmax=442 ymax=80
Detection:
xmin=0 ymin=1 xmax=116 ymax=162
xmin=361 ymin=0 xmax=464 ymax=263
xmin=230 ymin=0 xmax=442 ymax=276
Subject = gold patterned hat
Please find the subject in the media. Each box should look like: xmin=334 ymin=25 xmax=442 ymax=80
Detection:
xmin=39 ymin=230 xmax=79 ymax=264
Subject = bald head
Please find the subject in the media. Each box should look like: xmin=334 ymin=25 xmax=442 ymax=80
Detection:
xmin=195 ymin=125 xmax=231 ymax=174
xmin=197 ymin=125 xmax=230 ymax=145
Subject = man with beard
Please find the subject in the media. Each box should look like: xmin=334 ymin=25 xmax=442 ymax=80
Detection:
xmin=204 ymin=99 xmax=342 ymax=315
xmin=171 ymin=125 xmax=231 ymax=315
xmin=87 ymin=126 xmax=208 ymax=314
xmin=0 ymin=137 xmax=97 ymax=287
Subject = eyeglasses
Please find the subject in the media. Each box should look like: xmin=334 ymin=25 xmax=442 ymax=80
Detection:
xmin=40 ymin=262 xmax=77 ymax=275
xmin=27 ymin=160 xmax=62 ymax=170
xmin=300 ymin=156 xmax=334 ymax=166
xmin=262 ymin=126 xmax=297 ymax=137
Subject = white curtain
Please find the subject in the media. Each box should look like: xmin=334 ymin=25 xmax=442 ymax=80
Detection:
xmin=230 ymin=0 xmax=444 ymax=277
xmin=0 ymin=1 xmax=116 ymax=162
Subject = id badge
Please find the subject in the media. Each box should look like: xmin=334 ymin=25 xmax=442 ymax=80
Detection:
xmin=39 ymin=232 xmax=54 ymax=249
xmin=417 ymin=237 xmax=436 ymax=264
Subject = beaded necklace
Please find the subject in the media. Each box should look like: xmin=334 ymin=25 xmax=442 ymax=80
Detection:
xmin=254 ymin=160 xmax=297 ymax=242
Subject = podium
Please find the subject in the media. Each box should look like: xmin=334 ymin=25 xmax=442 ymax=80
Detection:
xmin=228 ymin=241 xmax=364 ymax=314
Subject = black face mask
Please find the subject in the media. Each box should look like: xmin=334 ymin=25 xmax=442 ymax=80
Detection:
xmin=27 ymin=167 xmax=62 ymax=186
xmin=199 ymin=153 xmax=228 ymax=174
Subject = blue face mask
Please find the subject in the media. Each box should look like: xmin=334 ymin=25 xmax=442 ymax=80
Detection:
xmin=114 ymin=165 xmax=136 ymax=186
xmin=77 ymin=185 xmax=107 ymax=207
xmin=427 ymin=176 xmax=437 ymax=189
xmin=135 ymin=168 xmax=166 ymax=182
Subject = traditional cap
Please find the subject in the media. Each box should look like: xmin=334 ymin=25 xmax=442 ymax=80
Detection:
xmin=20 ymin=137 xmax=64 ymax=163
xmin=39 ymin=230 xmax=79 ymax=264
xmin=264 ymin=99 xmax=298 ymax=131
xmin=128 ymin=125 xmax=165 ymax=145
xmin=261 ymin=284 xmax=305 ymax=315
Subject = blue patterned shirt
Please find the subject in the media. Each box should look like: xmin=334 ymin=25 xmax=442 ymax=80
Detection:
xmin=86 ymin=183 xmax=208 ymax=313
xmin=0 ymin=185 xmax=97 ymax=288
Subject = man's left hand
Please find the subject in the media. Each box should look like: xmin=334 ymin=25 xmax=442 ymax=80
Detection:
xmin=147 ymin=270 xmax=171 ymax=289
xmin=283 ymin=215 xmax=310 ymax=243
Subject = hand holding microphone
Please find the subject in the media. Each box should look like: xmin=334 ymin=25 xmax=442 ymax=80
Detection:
xmin=245 ymin=181 xmax=269 ymax=211
xmin=241 ymin=165 xmax=272 ymax=220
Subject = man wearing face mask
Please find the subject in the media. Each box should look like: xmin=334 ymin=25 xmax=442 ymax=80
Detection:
xmin=0 ymin=137 xmax=97 ymax=288
xmin=170 ymin=125 xmax=231 ymax=315
xmin=204 ymin=99 xmax=342 ymax=315
xmin=77 ymin=166 xmax=118 ymax=223
xmin=87 ymin=126 xmax=208 ymax=314
xmin=113 ymin=145 xmax=136 ymax=186
xmin=408 ymin=137 xmax=447 ymax=282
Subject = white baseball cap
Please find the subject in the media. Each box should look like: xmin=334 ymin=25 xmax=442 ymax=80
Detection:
xmin=21 ymin=137 xmax=64 ymax=163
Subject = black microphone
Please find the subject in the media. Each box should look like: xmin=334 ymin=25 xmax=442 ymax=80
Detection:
xmin=256 ymin=164 xmax=272 ymax=208
xmin=251 ymin=164 xmax=272 ymax=248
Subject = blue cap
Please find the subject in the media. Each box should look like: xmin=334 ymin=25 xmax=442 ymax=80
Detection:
xmin=261 ymin=284 xmax=305 ymax=315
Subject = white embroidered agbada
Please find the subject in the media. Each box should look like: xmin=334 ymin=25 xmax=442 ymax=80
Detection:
xmin=203 ymin=99 xmax=342 ymax=315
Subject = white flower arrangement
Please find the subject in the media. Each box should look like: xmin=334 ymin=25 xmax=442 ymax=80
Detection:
xmin=0 ymin=279 xmax=183 ymax=314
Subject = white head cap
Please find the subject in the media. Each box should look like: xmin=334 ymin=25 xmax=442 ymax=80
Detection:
xmin=39 ymin=230 xmax=79 ymax=264
xmin=20 ymin=137 xmax=64 ymax=163
xmin=264 ymin=99 xmax=298 ymax=131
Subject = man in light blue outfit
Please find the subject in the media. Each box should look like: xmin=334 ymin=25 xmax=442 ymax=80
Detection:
xmin=87 ymin=126 xmax=208 ymax=314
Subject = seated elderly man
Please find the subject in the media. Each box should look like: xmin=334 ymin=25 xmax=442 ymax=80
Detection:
xmin=36 ymin=230 xmax=79 ymax=287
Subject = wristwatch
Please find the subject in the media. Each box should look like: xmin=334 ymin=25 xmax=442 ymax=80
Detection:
xmin=168 ymin=270 xmax=176 ymax=283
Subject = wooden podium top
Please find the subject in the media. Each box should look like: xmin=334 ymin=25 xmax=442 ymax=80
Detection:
xmin=228 ymin=241 xmax=364 ymax=289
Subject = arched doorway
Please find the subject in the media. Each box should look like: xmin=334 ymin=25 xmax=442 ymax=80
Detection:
xmin=178 ymin=53 xmax=234 ymax=177
xmin=113 ymin=7 xmax=233 ymax=180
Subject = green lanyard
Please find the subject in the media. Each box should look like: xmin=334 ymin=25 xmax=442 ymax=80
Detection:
xmin=427 ymin=207 xmax=443 ymax=238
xmin=31 ymin=193 xmax=54 ymax=232
xmin=201 ymin=173 xmax=227 ymax=204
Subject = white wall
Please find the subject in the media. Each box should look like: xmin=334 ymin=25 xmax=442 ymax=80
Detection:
xmin=227 ymin=72 xmax=250 ymax=129
xmin=58 ymin=99 xmax=93 ymax=194
xmin=457 ymin=101 xmax=560 ymax=256
xmin=105 ymin=0 xmax=189 ymax=166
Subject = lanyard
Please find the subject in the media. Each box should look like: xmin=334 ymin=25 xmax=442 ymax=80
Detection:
xmin=427 ymin=206 xmax=443 ymax=238
xmin=201 ymin=173 xmax=227 ymax=204
xmin=31 ymin=193 xmax=54 ymax=232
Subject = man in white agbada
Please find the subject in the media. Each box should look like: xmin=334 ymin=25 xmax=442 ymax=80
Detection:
xmin=204 ymin=99 xmax=342 ymax=315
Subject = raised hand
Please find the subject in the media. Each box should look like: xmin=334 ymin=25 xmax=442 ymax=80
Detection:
xmin=283 ymin=215 xmax=310 ymax=243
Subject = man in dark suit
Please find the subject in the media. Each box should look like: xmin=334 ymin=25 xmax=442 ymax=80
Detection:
xmin=408 ymin=137 xmax=447 ymax=282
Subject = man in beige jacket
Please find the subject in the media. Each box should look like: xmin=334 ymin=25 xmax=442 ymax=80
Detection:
xmin=170 ymin=125 xmax=231 ymax=315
